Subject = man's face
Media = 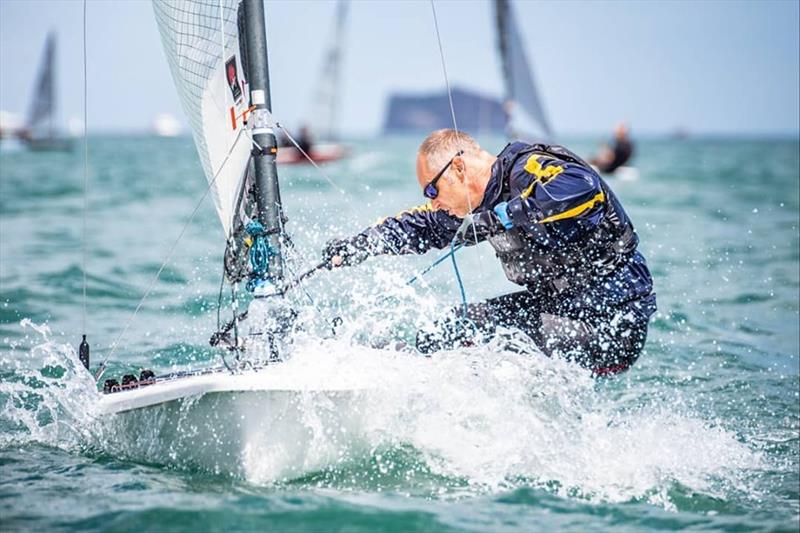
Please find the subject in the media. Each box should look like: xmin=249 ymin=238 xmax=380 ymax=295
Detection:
xmin=416 ymin=153 xmax=471 ymax=217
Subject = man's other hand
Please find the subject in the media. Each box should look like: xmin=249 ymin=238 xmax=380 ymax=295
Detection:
xmin=322 ymin=238 xmax=369 ymax=269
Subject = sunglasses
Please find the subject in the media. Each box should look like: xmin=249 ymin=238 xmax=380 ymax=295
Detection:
xmin=423 ymin=150 xmax=464 ymax=200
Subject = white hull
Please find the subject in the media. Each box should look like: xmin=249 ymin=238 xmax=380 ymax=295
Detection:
xmin=98 ymin=365 xmax=363 ymax=414
xmin=611 ymin=165 xmax=640 ymax=181
xmin=98 ymin=367 xmax=370 ymax=481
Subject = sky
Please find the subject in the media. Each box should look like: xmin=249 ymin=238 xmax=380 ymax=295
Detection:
xmin=0 ymin=0 xmax=798 ymax=136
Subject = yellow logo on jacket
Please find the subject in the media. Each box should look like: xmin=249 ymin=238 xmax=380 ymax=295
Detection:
xmin=524 ymin=155 xmax=564 ymax=182
xmin=521 ymin=155 xmax=564 ymax=198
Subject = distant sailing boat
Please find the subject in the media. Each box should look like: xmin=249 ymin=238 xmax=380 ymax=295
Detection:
xmin=494 ymin=0 xmax=553 ymax=141
xmin=20 ymin=32 xmax=73 ymax=151
xmin=277 ymin=0 xmax=349 ymax=165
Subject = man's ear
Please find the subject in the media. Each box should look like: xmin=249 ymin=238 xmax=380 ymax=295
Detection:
xmin=452 ymin=156 xmax=466 ymax=182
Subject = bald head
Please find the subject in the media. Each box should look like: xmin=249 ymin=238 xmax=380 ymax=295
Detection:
xmin=418 ymin=129 xmax=481 ymax=172
xmin=414 ymin=129 xmax=496 ymax=217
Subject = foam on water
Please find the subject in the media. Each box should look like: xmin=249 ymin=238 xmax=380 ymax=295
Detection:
xmin=0 ymin=317 xmax=765 ymax=509
xmin=0 ymin=320 xmax=103 ymax=450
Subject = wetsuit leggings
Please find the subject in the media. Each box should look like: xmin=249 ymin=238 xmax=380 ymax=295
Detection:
xmin=415 ymin=290 xmax=650 ymax=374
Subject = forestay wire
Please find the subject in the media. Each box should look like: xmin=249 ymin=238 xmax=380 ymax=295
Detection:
xmin=429 ymin=0 xmax=475 ymax=315
xmin=429 ymin=0 xmax=459 ymax=138
xmin=81 ymin=0 xmax=88 ymax=339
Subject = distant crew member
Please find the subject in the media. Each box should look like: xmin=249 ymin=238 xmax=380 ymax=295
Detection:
xmin=297 ymin=124 xmax=313 ymax=155
xmin=590 ymin=122 xmax=634 ymax=174
xmin=321 ymin=129 xmax=656 ymax=375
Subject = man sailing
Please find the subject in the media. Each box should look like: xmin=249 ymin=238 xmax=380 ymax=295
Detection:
xmin=322 ymin=130 xmax=656 ymax=375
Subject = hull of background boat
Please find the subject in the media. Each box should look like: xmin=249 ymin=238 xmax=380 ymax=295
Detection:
xmin=97 ymin=368 xmax=369 ymax=479
xmin=277 ymin=142 xmax=349 ymax=165
xmin=24 ymin=137 xmax=74 ymax=152
xmin=591 ymin=164 xmax=640 ymax=182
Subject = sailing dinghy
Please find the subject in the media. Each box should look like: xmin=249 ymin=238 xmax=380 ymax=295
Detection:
xmin=20 ymin=32 xmax=73 ymax=151
xmin=277 ymin=0 xmax=350 ymax=165
xmin=95 ymin=0 xmax=364 ymax=439
xmin=494 ymin=0 xmax=552 ymax=142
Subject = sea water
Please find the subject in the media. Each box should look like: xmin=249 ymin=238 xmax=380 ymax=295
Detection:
xmin=1 ymin=135 xmax=798 ymax=531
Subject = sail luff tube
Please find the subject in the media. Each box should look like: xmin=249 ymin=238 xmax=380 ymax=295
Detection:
xmin=242 ymin=0 xmax=284 ymax=284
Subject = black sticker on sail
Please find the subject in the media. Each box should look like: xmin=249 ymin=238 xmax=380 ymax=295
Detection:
xmin=225 ymin=56 xmax=242 ymax=103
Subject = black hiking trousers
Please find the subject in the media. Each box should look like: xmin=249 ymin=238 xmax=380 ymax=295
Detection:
xmin=415 ymin=289 xmax=655 ymax=375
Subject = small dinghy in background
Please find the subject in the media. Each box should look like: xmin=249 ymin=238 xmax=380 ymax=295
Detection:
xmin=19 ymin=32 xmax=73 ymax=152
xmin=278 ymin=1 xmax=349 ymax=166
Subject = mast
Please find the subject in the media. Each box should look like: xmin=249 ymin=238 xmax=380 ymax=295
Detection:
xmin=242 ymin=0 xmax=284 ymax=283
xmin=494 ymin=0 xmax=515 ymax=137
xmin=27 ymin=32 xmax=56 ymax=139
xmin=325 ymin=0 xmax=347 ymax=140
xmin=493 ymin=0 xmax=553 ymax=140
xmin=49 ymin=33 xmax=55 ymax=139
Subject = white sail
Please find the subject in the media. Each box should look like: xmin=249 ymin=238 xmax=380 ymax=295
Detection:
xmin=494 ymin=0 xmax=553 ymax=140
xmin=153 ymin=0 xmax=253 ymax=236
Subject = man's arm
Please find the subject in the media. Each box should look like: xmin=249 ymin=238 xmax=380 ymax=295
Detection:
xmin=372 ymin=203 xmax=463 ymax=254
xmin=323 ymin=203 xmax=462 ymax=267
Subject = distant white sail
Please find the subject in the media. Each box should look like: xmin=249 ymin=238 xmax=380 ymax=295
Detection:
xmin=153 ymin=0 xmax=253 ymax=237
xmin=494 ymin=0 xmax=553 ymax=140
xmin=27 ymin=32 xmax=56 ymax=138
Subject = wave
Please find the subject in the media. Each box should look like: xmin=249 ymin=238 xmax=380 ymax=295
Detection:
xmin=0 ymin=319 xmax=769 ymax=512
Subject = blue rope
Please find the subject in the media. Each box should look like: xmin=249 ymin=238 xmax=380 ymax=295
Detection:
xmin=405 ymin=242 xmax=464 ymax=285
xmin=449 ymin=239 xmax=468 ymax=318
xmin=246 ymin=220 xmax=275 ymax=292
xmin=404 ymin=240 xmax=469 ymax=318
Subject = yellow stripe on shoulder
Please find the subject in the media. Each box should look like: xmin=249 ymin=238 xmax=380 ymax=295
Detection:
xmin=521 ymin=155 xmax=565 ymax=198
xmin=401 ymin=202 xmax=435 ymax=217
xmin=539 ymin=191 xmax=605 ymax=223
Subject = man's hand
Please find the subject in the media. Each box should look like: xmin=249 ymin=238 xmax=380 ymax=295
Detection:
xmin=493 ymin=202 xmax=514 ymax=229
xmin=455 ymin=210 xmax=505 ymax=245
xmin=321 ymin=237 xmax=370 ymax=269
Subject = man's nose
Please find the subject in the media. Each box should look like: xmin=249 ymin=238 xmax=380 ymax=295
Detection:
xmin=431 ymin=198 xmax=442 ymax=210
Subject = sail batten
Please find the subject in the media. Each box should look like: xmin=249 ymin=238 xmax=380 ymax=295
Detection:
xmin=495 ymin=0 xmax=552 ymax=140
xmin=153 ymin=0 xmax=253 ymax=236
